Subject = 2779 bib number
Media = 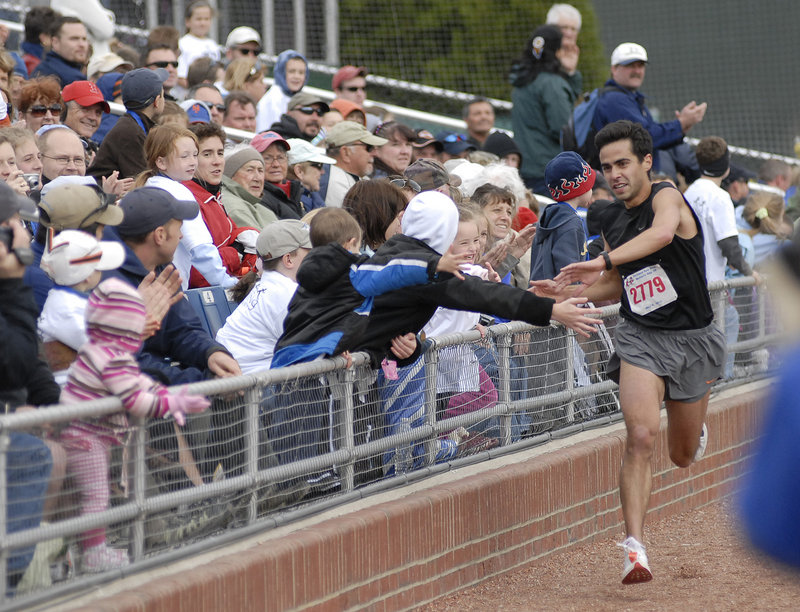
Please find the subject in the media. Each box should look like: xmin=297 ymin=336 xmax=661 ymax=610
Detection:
xmin=623 ymin=264 xmax=678 ymax=316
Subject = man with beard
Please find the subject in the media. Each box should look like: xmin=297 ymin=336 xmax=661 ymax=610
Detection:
xmin=268 ymin=92 xmax=329 ymax=142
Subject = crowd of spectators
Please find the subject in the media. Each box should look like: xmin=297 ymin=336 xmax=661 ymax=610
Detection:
xmin=0 ymin=0 xmax=791 ymax=595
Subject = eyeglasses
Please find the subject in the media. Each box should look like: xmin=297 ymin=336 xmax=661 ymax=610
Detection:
xmin=148 ymin=61 xmax=178 ymax=69
xmin=308 ymin=162 xmax=324 ymax=170
xmin=295 ymin=106 xmax=323 ymax=116
xmin=235 ymin=47 xmax=262 ymax=56
xmin=348 ymin=143 xmax=374 ymax=153
xmin=344 ymin=86 xmax=366 ymax=93
xmin=389 ymin=178 xmax=421 ymax=193
xmin=42 ymin=154 xmax=85 ymax=166
xmin=28 ymin=104 xmax=62 ymax=117
xmin=262 ymin=153 xmax=288 ymax=165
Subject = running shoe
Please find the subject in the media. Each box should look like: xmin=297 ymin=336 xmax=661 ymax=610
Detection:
xmin=694 ymin=423 xmax=708 ymax=463
xmin=618 ymin=536 xmax=652 ymax=584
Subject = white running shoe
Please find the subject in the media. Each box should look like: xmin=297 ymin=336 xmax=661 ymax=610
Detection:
xmin=82 ymin=542 xmax=129 ymax=573
xmin=694 ymin=423 xmax=708 ymax=463
xmin=618 ymin=536 xmax=652 ymax=584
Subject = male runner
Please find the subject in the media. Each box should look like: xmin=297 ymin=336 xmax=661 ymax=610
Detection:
xmin=545 ymin=120 xmax=726 ymax=584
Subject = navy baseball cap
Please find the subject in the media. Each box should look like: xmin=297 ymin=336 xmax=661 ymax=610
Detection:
xmin=435 ymin=131 xmax=476 ymax=156
xmin=116 ymin=187 xmax=199 ymax=236
xmin=122 ymin=68 xmax=169 ymax=110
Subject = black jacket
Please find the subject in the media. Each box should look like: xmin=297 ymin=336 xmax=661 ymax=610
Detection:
xmin=338 ymin=235 xmax=554 ymax=365
xmin=89 ymin=111 xmax=156 ymax=180
xmin=0 ymin=279 xmax=60 ymax=408
xmin=272 ymin=241 xmax=442 ymax=368
xmin=268 ymin=114 xmax=307 ymax=140
xmin=260 ymin=180 xmax=305 ymax=220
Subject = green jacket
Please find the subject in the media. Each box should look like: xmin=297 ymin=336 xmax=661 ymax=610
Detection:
xmin=511 ymin=71 xmax=581 ymax=184
xmin=220 ymin=175 xmax=278 ymax=231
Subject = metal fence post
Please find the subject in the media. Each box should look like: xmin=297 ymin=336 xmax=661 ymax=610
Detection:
xmin=423 ymin=343 xmax=440 ymax=466
xmin=244 ymin=387 xmax=260 ymax=524
xmin=262 ymin=0 xmax=275 ymax=57
xmin=565 ymin=327 xmax=576 ymax=423
xmin=324 ymin=0 xmax=340 ymax=65
xmin=292 ymin=0 xmax=306 ymax=57
xmin=496 ymin=331 xmax=512 ymax=446
xmin=0 ymin=429 xmax=8 ymax=606
xmin=130 ymin=416 xmax=146 ymax=562
xmin=337 ymin=367 xmax=356 ymax=492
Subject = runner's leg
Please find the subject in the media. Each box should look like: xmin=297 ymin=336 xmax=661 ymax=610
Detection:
xmin=665 ymin=391 xmax=710 ymax=468
xmin=619 ymin=360 xmax=664 ymax=542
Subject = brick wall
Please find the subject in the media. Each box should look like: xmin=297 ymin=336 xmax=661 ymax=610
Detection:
xmin=73 ymin=386 xmax=765 ymax=612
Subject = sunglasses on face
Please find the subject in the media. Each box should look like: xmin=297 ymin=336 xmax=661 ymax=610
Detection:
xmin=349 ymin=143 xmax=374 ymax=153
xmin=148 ymin=61 xmax=178 ymax=69
xmin=28 ymin=104 xmax=62 ymax=117
xmin=308 ymin=162 xmax=324 ymax=170
xmin=344 ymin=86 xmax=366 ymax=93
xmin=296 ymin=106 xmax=323 ymax=116
xmin=209 ymin=103 xmax=226 ymax=112
xmin=389 ymin=178 xmax=421 ymax=193
xmin=235 ymin=47 xmax=262 ymax=56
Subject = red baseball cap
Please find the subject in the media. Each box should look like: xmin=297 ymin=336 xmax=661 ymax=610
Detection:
xmin=250 ymin=131 xmax=291 ymax=153
xmin=332 ymin=65 xmax=367 ymax=91
xmin=61 ymin=81 xmax=110 ymax=113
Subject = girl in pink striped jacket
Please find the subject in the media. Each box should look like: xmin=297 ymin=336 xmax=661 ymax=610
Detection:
xmin=60 ymin=278 xmax=209 ymax=573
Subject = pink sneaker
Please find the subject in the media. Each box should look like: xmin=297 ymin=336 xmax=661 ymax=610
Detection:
xmin=82 ymin=543 xmax=130 ymax=573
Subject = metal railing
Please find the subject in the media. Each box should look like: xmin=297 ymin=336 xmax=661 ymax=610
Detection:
xmin=0 ymin=277 xmax=778 ymax=609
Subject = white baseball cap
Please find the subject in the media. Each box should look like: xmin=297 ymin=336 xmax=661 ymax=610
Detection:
xmin=226 ymin=27 xmax=262 ymax=49
xmin=286 ymin=139 xmax=337 ymax=166
xmin=610 ymin=42 xmax=648 ymax=66
xmin=40 ymin=230 xmax=125 ymax=286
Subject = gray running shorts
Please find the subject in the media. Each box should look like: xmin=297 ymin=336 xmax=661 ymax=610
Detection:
xmin=606 ymin=318 xmax=726 ymax=402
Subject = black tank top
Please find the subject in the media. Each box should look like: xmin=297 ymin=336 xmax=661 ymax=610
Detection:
xmin=606 ymin=181 xmax=713 ymax=330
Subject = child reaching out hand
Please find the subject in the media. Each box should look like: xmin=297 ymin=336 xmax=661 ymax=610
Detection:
xmin=59 ymin=278 xmax=209 ymax=573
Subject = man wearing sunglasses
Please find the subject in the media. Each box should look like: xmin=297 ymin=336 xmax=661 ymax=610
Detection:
xmin=224 ymin=26 xmax=262 ymax=62
xmin=323 ymin=121 xmax=387 ymax=208
xmin=142 ymin=45 xmax=180 ymax=100
xmin=332 ymin=65 xmax=367 ymax=107
xmin=31 ymin=15 xmax=88 ymax=86
xmin=269 ymin=92 xmax=330 ymax=143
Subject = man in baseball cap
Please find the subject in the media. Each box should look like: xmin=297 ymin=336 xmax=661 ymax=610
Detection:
xmin=61 ymin=80 xmax=110 ymax=159
xmin=411 ymin=129 xmax=443 ymax=162
xmin=332 ymin=65 xmax=367 ymax=106
xmin=216 ymin=219 xmax=310 ymax=373
xmin=324 ymin=121 xmax=388 ymax=207
xmin=269 ymin=91 xmax=331 ymax=142
xmin=89 ymin=68 xmax=168 ymax=181
xmin=225 ymin=26 xmax=262 ymax=62
xmin=593 ymin=42 xmax=705 ymax=181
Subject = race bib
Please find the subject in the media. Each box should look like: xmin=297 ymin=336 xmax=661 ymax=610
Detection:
xmin=623 ymin=264 xmax=678 ymax=316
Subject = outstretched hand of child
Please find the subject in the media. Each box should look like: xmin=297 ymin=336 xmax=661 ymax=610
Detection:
xmin=479 ymin=241 xmax=508 ymax=271
xmin=550 ymin=298 xmax=603 ymax=338
xmin=390 ymin=333 xmax=417 ymax=360
xmin=484 ymin=262 xmax=501 ymax=283
xmin=168 ymin=386 xmax=211 ymax=427
xmin=437 ymin=246 xmax=472 ymax=280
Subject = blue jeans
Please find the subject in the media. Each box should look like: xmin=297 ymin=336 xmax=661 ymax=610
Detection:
xmin=6 ymin=432 xmax=52 ymax=593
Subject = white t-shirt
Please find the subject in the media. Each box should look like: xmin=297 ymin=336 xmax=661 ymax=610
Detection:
xmin=177 ymin=34 xmax=221 ymax=79
xmin=256 ymin=87 xmax=291 ymax=133
xmin=422 ymin=265 xmax=487 ymax=393
xmin=216 ymin=271 xmax=298 ymax=374
xmin=683 ymin=178 xmax=738 ymax=283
